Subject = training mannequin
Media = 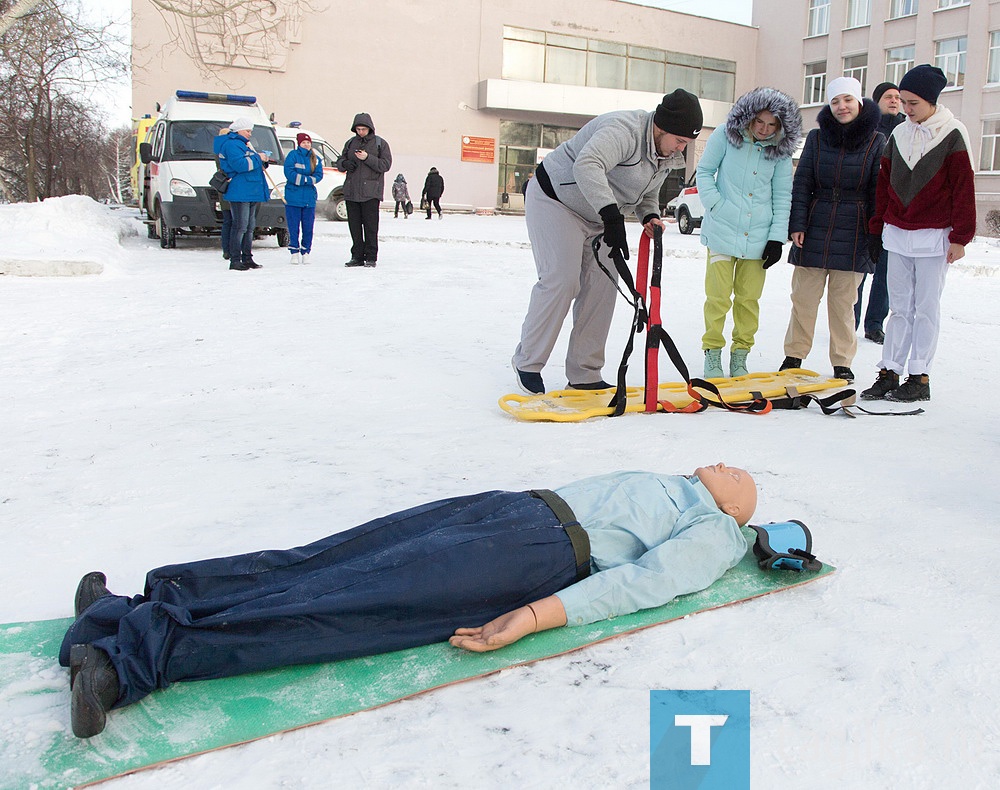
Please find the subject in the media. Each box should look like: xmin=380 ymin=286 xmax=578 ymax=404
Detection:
xmin=66 ymin=463 xmax=756 ymax=737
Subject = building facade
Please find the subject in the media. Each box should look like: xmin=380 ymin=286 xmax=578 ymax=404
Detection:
xmin=754 ymin=0 xmax=1000 ymax=232
xmin=130 ymin=0 xmax=758 ymax=212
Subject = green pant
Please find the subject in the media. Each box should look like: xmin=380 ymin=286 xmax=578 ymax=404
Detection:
xmin=701 ymin=249 xmax=767 ymax=351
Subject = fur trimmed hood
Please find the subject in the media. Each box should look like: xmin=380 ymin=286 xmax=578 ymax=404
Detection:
xmin=724 ymin=87 xmax=803 ymax=161
xmin=817 ymin=98 xmax=882 ymax=150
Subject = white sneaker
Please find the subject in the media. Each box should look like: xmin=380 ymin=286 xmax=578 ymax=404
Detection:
xmin=300 ymin=253 xmax=310 ymax=265
xmin=290 ymin=253 xmax=301 ymax=265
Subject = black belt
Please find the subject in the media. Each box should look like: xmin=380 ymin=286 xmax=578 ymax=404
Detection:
xmin=814 ymin=188 xmax=866 ymax=203
xmin=530 ymin=489 xmax=591 ymax=582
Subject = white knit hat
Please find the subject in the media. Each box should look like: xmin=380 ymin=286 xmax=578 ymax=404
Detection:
xmin=826 ymin=77 xmax=863 ymax=104
xmin=231 ymin=117 xmax=255 ymax=132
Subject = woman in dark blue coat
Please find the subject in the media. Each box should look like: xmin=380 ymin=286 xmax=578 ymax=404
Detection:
xmin=779 ymin=77 xmax=884 ymax=382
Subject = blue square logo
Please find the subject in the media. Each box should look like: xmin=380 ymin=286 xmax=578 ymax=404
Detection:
xmin=650 ymin=690 xmax=750 ymax=790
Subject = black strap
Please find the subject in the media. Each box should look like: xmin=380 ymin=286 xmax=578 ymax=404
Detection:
xmin=530 ymin=489 xmax=591 ymax=581
xmin=533 ymin=162 xmax=560 ymax=202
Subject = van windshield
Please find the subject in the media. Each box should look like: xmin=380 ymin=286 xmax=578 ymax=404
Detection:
xmin=167 ymin=122 xmax=283 ymax=163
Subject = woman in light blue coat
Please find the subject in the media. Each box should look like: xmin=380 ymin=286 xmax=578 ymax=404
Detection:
xmin=282 ymin=132 xmax=324 ymax=264
xmin=696 ymin=88 xmax=802 ymax=378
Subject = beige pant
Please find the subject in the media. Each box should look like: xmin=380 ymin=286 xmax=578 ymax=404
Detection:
xmin=783 ymin=267 xmax=864 ymax=368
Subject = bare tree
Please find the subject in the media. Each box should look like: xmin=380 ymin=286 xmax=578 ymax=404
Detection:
xmin=0 ymin=0 xmax=128 ymax=202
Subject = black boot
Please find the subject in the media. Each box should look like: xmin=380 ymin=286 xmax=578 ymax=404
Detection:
xmin=860 ymin=369 xmax=899 ymax=400
xmin=779 ymin=356 xmax=802 ymax=371
xmin=74 ymin=571 xmax=111 ymax=617
xmin=70 ymin=644 xmax=120 ymax=738
xmin=886 ymin=374 xmax=930 ymax=402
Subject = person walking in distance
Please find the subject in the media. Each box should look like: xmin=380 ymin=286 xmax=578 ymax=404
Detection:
xmin=422 ymin=167 xmax=444 ymax=219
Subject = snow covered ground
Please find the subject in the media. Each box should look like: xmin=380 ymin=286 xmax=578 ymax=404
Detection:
xmin=1 ymin=197 xmax=998 ymax=788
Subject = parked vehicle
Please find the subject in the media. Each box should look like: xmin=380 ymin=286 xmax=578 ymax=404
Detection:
xmin=664 ymin=178 xmax=704 ymax=235
xmin=274 ymin=124 xmax=347 ymax=221
xmin=137 ymin=90 xmax=289 ymax=249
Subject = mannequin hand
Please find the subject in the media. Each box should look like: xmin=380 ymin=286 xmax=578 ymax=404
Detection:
xmin=449 ymin=607 xmax=536 ymax=652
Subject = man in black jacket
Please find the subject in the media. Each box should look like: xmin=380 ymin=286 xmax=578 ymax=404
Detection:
xmin=337 ymin=113 xmax=392 ymax=267
xmin=856 ymin=82 xmax=906 ymax=343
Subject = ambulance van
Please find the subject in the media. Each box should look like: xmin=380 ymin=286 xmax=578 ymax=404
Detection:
xmin=138 ymin=90 xmax=289 ymax=248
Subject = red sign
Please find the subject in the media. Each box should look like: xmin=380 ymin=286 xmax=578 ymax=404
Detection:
xmin=461 ymin=135 xmax=495 ymax=164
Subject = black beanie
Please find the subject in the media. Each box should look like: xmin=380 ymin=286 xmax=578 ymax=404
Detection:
xmin=872 ymin=82 xmax=898 ymax=104
xmin=899 ymin=65 xmax=948 ymax=105
xmin=654 ymin=89 xmax=703 ymax=138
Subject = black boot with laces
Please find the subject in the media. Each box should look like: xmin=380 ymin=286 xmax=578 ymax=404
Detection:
xmin=861 ymin=369 xmax=899 ymax=400
xmin=886 ymin=374 xmax=930 ymax=402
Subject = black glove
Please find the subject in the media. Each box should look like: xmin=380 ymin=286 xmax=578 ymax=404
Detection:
xmin=867 ymin=235 xmax=883 ymax=264
xmin=344 ymin=159 xmax=359 ymax=173
xmin=761 ymin=240 xmax=783 ymax=269
xmin=599 ymin=204 xmax=629 ymax=261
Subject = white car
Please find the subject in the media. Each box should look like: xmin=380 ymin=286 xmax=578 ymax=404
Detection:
xmin=665 ymin=182 xmax=704 ymax=235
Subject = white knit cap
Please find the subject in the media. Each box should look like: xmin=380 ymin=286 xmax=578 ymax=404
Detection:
xmin=826 ymin=77 xmax=863 ymax=104
xmin=231 ymin=117 xmax=255 ymax=132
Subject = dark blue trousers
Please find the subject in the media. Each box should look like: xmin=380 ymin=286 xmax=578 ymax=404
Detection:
xmin=856 ymin=250 xmax=890 ymax=332
xmin=61 ymin=492 xmax=578 ymax=707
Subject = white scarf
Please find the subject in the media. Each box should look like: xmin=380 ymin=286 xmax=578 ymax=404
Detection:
xmin=892 ymin=105 xmax=971 ymax=168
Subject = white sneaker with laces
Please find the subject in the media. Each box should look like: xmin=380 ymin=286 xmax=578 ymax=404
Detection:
xmin=290 ymin=253 xmax=301 ymax=265
xmin=300 ymin=253 xmax=310 ymax=265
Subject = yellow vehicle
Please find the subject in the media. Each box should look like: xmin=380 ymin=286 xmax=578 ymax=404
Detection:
xmin=130 ymin=114 xmax=157 ymax=205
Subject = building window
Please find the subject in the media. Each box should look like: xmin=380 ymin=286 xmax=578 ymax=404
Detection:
xmin=935 ymin=37 xmax=967 ymax=88
xmin=500 ymin=26 xmax=735 ymax=102
xmin=808 ymin=0 xmax=831 ymax=36
xmin=989 ymin=32 xmax=1000 ymax=84
xmin=889 ymin=0 xmax=918 ymax=17
xmin=804 ymin=62 xmax=827 ymax=104
xmin=846 ymin=0 xmax=871 ymax=28
xmin=498 ymin=121 xmax=578 ymax=198
xmin=885 ymin=46 xmax=915 ymax=84
xmin=981 ymin=120 xmax=1000 ymax=171
xmin=844 ymin=54 xmax=868 ymax=94
xmin=937 ymin=0 xmax=967 ymax=8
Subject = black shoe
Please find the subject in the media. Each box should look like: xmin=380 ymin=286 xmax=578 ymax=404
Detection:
xmin=245 ymin=261 xmax=262 ymax=269
xmin=512 ymin=359 xmax=544 ymax=395
xmin=229 ymin=263 xmax=250 ymax=271
xmin=345 ymin=259 xmax=364 ymax=267
xmin=860 ymin=369 xmax=900 ymax=400
xmin=70 ymin=645 xmax=120 ymax=738
xmin=886 ymin=374 xmax=930 ymax=402
xmin=864 ymin=328 xmax=885 ymax=344
xmin=223 ymin=251 xmax=230 ymax=260
xmin=832 ymin=366 xmax=854 ymax=383
xmin=779 ymin=356 xmax=802 ymax=371
xmin=74 ymin=572 xmax=111 ymax=618
xmin=363 ymin=261 xmax=377 ymax=268
xmin=567 ymin=380 xmax=613 ymax=390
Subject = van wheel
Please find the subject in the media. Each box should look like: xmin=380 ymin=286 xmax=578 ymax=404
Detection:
xmin=158 ymin=213 xmax=176 ymax=248
xmin=677 ymin=206 xmax=694 ymax=235
xmin=328 ymin=194 xmax=348 ymax=221
xmin=276 ymin=228 xmax=290 ymax=247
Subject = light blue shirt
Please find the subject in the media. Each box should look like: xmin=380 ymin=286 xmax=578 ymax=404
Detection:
xmin=552 ymin=471 xmax=748 ymax=625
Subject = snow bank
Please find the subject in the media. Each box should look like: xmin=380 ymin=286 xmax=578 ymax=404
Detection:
xmin=0 ymin=196 xmax=137 ymax=276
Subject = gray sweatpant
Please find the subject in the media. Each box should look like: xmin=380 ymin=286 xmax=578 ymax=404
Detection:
xmin=513 ymin=179 xmax=619 ymax=385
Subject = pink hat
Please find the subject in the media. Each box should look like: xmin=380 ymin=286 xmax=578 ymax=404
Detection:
xmin=296 ymin=132 xmax=312 ymax=145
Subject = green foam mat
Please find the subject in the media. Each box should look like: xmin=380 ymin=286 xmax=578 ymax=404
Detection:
xmin=1 ymin=530 xmax=835 ymax=788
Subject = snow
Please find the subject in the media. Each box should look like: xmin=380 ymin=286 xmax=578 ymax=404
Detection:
xmin=1 ymin=196 xmax=998 ymax=788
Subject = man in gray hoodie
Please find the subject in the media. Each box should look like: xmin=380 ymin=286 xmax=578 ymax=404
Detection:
xmin=512 ymin=89 xmax=703 ymax=394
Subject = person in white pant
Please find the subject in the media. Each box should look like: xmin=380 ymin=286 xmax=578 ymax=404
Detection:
xmin=511 ymin=89 xmax=702 ymax=395
xmin=862 ymin=64 xmax=976 ymax=403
